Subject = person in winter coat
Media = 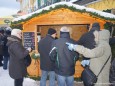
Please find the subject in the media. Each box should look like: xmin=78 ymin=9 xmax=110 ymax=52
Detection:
xmin=66 ymin=29 xmax=111 ymax=86
xmin=38 ymin=28 xmax=57 ymax=86
xmin=3 ymin=29 xmax=11 ymax=70
xmin=0 ymin=29 xmax=4 ymax=66
xmin=49 ymin=26 xmax=79 ymax=86
xmin=7 ymin=29 xmax=31 ymax=86
xmin=77 ymin=22 xmax=100 ymax=67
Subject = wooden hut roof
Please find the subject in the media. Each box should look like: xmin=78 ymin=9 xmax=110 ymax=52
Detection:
xmin=12 ymin=2 xmax=115 ymax=25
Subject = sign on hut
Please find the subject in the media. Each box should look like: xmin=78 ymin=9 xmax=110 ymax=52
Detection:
xmin=23 ymin=32 xmax=35 ymax=50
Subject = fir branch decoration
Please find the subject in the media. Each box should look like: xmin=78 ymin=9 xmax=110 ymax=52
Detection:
xmin=10 ymin=23 xmax=23 ymax=30
xmin=104 ymin=22 xmax=115 ymax=29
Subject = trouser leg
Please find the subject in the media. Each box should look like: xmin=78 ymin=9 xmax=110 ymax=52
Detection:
xmin=14 ymin=78 xmax=23 ymax=86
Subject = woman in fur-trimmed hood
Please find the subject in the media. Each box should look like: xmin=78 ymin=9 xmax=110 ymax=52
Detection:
xmin=66 ymin=29 xmax=111 ymax=86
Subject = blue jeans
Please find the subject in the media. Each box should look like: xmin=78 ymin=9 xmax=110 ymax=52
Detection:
xmin=57 ymin=75 xmax=74 ymax=86
xmin=40 ymin=70 xmax=55 ymax=86
xmin=3 ymin=56 xmax=9 ymax=69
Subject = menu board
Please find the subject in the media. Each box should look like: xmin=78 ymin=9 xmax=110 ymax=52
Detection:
xmin=23 ymin=32 xmax=35 ymax=50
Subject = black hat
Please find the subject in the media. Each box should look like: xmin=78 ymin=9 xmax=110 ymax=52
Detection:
xmin=5 ymin=30 xmax=11 ymax=35
xmin=48 ymin=28 xmax=56 ymax=35
xmin=91 ymin=22 xmax=100 ymax=31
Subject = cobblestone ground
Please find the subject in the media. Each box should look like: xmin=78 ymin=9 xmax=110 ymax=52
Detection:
xmin=74 ymin=81 xmax=84 ymax=86
xmin=33 ymin=81 xmax=84 ymax=86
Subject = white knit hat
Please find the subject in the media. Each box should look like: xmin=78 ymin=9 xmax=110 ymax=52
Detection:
xmin=60 ymin=26 xmax=70 ymax=32
xmin=11 ymin=29 xmax=22 ymax=39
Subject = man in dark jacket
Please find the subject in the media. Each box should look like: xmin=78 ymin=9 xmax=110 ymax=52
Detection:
xmin=49 ymin=26 xmax=79 ymax=86
xmin=77 ymin=22 xmax=100 ymax=67
xmin=7 ymin=29 xmax=31 ymax=86
xmin=38 ymin=28 xmax=57 ymax=86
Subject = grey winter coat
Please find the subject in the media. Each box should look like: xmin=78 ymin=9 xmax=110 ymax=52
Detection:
xmin=7 ymin=36 xmax=29 ymax=79
xmin=76 ymin=29 xmax=111 ymax=86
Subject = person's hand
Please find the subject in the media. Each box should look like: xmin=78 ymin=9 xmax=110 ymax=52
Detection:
xmin=27 ymin=47 xmax=32 ymax=52
xmin=66 ymin=42 xmax=76 ymax=51
xmin=81 ymin=60 xmax=90 ymax=67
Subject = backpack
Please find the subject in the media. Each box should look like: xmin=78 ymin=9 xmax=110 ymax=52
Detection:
xmin=109 ymin=58 xmax=115 ymax=85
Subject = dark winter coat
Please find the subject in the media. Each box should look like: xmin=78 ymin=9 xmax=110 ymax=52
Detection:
xmin=109 ymin=37 xmax=115 ymax=45
xmin=3 ymin=34 xmax=10 ymax=56
xmin=38 ymin=35 xmax=55 ymax=71
xmin=77 ymin=24 xmax=100 ymax=60
xmin=0 ymin=33 xmax=4 ymax=55
xmin=77 ymin=30 xmax=96 ymax=49
xmin=7 ymin=36 xmax=29 ymax=79
xmin=49 ymin=32 xmax=79 ymax=76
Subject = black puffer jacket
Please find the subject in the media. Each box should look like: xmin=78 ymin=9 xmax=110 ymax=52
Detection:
xmin=38 ymin=35 xmax=55 ymax=71
xmin=49 ymin=32 xmax=79 ymax=76
xmin=7 ymin=36 xmax=29 ymax=79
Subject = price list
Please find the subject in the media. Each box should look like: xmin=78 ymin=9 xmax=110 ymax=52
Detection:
xmin=23 ymin=32 xmax=35 ymax=50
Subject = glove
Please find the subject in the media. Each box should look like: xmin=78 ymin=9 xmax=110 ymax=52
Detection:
xmin=27 ymin=47 xmax=32 ymax=52
xmin=66 ymin=42 xmax=77 ymax=51
xmin=81 ymin=60 xmax=90 ymax=67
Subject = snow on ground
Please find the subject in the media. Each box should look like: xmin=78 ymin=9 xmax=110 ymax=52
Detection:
xmin=0 ymin=67 xmax=39 ymax=86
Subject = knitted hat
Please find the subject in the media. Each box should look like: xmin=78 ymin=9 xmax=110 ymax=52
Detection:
xmin=48 ymin=28 xmax=56 ymax=35
xmin=11 ymin=29 xmax=22 ymax=39
xmin=60 ymin=26 xmax=70 ymax=32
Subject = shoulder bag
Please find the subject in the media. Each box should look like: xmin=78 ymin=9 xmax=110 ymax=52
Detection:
xmin=81 ymin=55 xmax=111 ymax=86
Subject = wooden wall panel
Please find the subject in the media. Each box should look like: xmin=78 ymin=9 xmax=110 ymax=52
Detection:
xmin=24 ymin=8 xmax=105 ymax=29
xmin=38 ymin=25 xmax=88 ymax=41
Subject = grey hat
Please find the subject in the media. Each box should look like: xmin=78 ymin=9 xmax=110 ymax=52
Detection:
xmin=60 ymin=26 xmax=70 ymax=32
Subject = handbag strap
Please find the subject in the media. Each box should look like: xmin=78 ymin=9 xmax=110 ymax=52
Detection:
xmin=97 ymin=54 xmax=111 ymax=77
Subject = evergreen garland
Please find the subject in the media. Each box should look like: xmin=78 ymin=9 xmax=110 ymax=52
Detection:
xmin=103 ymin=9 xmax=111 ymax=13
xmin=10 ymin=23 xmax=23 ymax=30
xmin=11 ymin=4 xmax=115 ymax=27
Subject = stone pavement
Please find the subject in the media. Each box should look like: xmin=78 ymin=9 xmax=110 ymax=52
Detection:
xmin=43 ymin=81 xmax=84 ymax=86
xmin=74 ymin=81 xmax=84 ymax=86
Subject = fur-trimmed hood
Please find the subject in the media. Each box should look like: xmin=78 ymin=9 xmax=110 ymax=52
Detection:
xmin=99 ymin=29 xmax=110 ymax=42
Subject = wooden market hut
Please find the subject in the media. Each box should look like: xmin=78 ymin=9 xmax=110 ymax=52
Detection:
xmin=11 ymin=2 xmax=115 ymax=78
